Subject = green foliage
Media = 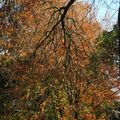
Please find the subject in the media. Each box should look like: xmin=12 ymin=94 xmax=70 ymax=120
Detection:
xmin=45 ymin=102 xmax=58 ymax=120
xmin=97 ymin=25 xmax=119 ymax=65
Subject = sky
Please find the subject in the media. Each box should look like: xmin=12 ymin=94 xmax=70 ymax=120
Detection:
xmin=93 ymin=0 xmax=119 ymax=30
xmin=78 ymin=0 xmax=120 ymax=30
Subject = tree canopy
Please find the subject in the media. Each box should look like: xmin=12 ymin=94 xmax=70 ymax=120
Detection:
xmin=0 ymin=0 xmax=119 ymax=120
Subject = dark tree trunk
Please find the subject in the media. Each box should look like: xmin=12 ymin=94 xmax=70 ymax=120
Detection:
xmin=118 ymin=7 xmax=120 ymax=29
xmin=118 ymin=7 xmax=120 ymax=77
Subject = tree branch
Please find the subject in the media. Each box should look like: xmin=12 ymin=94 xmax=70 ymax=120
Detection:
xmin=33 ymin=0 xmax=76 ymax=56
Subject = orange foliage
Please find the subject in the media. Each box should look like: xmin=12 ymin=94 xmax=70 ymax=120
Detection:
xmin=0 ymin=0 xmax=118 ymax=119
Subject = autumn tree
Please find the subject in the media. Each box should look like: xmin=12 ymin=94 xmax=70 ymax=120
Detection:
xmin=0 ymin=0 xmax=119 ymax=120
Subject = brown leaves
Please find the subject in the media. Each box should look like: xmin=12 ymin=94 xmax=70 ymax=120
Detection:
xmin=0 ymin=0 xmax=118 ymax=119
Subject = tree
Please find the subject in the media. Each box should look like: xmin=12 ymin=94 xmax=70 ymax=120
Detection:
xmin=0 ymin=0 xmax=119 ymax=120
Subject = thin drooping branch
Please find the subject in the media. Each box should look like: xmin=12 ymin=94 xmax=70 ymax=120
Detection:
xmin=33 ymin=0 xmax=76 ymax=56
